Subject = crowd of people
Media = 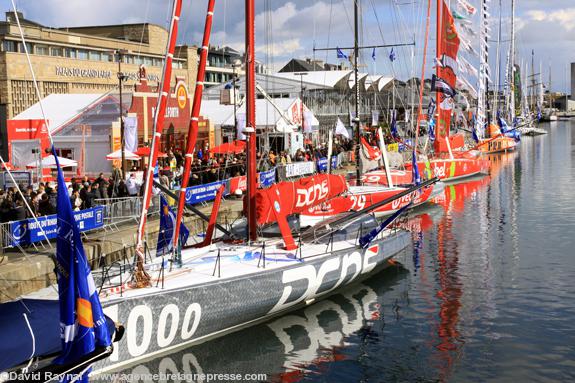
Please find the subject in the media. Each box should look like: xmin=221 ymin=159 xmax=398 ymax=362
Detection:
xmin=0 ymin=140 xmax=352 ymax=223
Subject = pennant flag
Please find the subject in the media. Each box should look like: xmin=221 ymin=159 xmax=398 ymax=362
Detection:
xmin=52 ymin=145 xmax=111 ymax=381
xmin=335 ymin=117 xmax=350 ymax=139
xmin=236 ymin=112 xmax=246 ymax=140
xmin=427 ymin=98 xmax=436 ymax=120
xmin=431 ymin=74 xmax=457 ymax=98
xmin=337 ymin=47 xmax=348 ymax=60
xmin=457 ymin=0 xmax=476 ymax=15
xmin=372 ymin=47 xmax=376 ymax=61
xmin=157 ymin=195 xmax=190 ymax=256
xmin=371 ymin=110 xmax=380 ymax=127
xmin=389 ymin=48 xmax=396 ymax=62
xmin=361 ymin=136 xmax=382 ymax=161
xmin=390 ymin=109 xmax=399 ymax=139
xmin=411 ymin=152 xmax=421 ymax=185
xmin=303 ymin=110 xmax=314 ymax=133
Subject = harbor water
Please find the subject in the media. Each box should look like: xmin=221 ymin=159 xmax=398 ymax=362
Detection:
xmin=104 ymin=121 xmax=575 ymax=382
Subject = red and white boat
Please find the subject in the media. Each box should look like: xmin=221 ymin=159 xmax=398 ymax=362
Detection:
xmin=404 ymin=157 xmax=489 ymax=182
xmin=300 ymin=182 xmax=442 ymax=227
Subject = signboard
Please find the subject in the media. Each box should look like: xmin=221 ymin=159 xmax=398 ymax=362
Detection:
xmin=258 ymin=168 xmax=276 ymax=188
xmin=9 ymin=206 xmax=104 ymax=247
xmin=175 ymin=81 xmax=189 ymax=109
xmin=184 ymin=181 xmax=225 ymax=205
xmin=2 ymin=171 xmax=32 ymax=190
xmin=316 ymin=157 xmax=339 ymax=172
xmin=285 ymin=162 xmax=315 ymax=178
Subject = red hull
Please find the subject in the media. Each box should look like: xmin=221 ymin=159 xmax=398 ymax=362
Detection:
xmin=405 ymin=158 xmax=489 ymax=182
xmin=361 ymin=169 xmax=414 ymax=186
xmin=300 ymin=185 xmax=436 ymax=226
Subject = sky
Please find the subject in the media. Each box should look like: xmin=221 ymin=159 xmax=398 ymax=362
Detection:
xmin=3 ymin=0 xmax=575 ymax=93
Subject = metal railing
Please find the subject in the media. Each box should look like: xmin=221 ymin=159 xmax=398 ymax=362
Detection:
xmin=0 ymin=195 xmax=161 ymax=249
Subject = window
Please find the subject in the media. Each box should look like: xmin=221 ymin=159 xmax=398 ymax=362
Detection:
xmin=65 ymin=48 xmax=76 ymax=58
xmin=89 ymin=51 xmax=101 ymax=61
xmin=144 ymin=56 xmax=153 ymax=66
xmin=153 ymin=58 xmax=163 ymax=67
xmin=19 ymin=42 xmax=33 ymax=53
xmin=50 ymin=47 xmax=63 ymax=57
xmin=101 ymin=52 xmax=112 ymax=62
xmin=134 ymin=56 xmax=144 ymax=65
xmin=35 ymin=45 xmax=49 ymax=55
xmin=2 ymin=40 xmax=16 ymax=52
xmin=77 ymin=49 xmax=88 ymax=60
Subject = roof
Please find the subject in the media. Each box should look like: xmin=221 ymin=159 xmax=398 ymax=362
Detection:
xmin=203 ymin=73 xmax=329 ymax=100
xmin=201 ymin=97 xmax=319 ymax=132
xmin=279 ymin=59 xmax=325 ymax=72
xmin=13 ymin=93 xmax=108 ymax=133
xmin=274 ymin=70 xmax=353 ymax=89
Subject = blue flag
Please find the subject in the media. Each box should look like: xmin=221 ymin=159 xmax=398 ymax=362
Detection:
xmin=157 ymin=195 xmax=190 ymax=256
xmin=336 ymin=47 xmax=348 ymax=60
xmin=372 ymin=47 xmax=376 ymax=61
xmin=197 ymin=148 xmax=203 ymax=160
xmin=52 ymin=146 xmax=110 ymax=381
xmin=537 ymin=107 xmax=542 ymax=121
xmin=389 ymin=48 xmax=396 ymax=62
xmin=411 ymin=152 xmax=421 ymax=185
xmin=390 ymin=110 xmax=399 ymax=139
xmin=428 ymin=118 xmax=436 ymax=142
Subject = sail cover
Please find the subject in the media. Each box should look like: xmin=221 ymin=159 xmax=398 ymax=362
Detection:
xmin=435 ymin=1 xmax=461 ymax=152
xmin=256 ymin=174 xmax=347 ymax=225
xmin=0 ymin=299 xmax=115 ymax=372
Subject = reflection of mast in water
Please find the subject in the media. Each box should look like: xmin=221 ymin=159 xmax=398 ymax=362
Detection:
xmin=434 ymin=208 xmax=463 ymax=380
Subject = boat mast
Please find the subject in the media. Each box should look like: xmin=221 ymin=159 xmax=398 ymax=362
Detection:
xmin=509 ymin=0 xmax=515 ymax=121
xmin=354 ymin=0 xmax=361 ymax=186
xmin=173 ymin=0 xmax=216 ymax=249
xmin=246 ymin=0 xmax=258 ymax=241
xmin=134 ymin=0 xmax=182 ymax=286
xmin=493 ymin=0 xmax=502 ymax=117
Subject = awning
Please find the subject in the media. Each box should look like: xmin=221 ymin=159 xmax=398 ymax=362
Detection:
xmin=26 ymin=155 xmax=78 ymax=168
xmin=134 ymin=147 xmax=167 ymax=158
xmin=211 ymin=140 xmax=247 ymax=154
xmin=105 ymin=149 xmax=140 ymax=161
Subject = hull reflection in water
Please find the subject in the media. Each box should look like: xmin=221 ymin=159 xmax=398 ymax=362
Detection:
xmin=93 ymin=266 xmax=411 ymax=382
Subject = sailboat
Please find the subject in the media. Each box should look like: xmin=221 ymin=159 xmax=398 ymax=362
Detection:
xmin=7 ymin=0 xmax=425 ymax=375
xmin=473 ymin=0 xmax=518 ymax=154
xmin=0 ymin=7 xmax=124 ymax=380
xmin=403 ymin=0 xmax=490 ymax=179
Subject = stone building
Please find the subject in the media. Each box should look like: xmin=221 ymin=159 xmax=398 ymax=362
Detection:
xmin=0 ymin=11 xmax=198 ymax=159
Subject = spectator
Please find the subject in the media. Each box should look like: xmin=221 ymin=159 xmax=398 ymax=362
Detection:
xmin=126 ymin=173 xmax=141 ymax=197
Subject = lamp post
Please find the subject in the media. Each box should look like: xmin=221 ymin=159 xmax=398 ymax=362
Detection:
xmin=116 ymin=49 xmax=129 ymax=178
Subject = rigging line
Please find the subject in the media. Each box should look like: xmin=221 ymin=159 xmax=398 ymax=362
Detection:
xmin=6 ymin=2 xmax=57 ymax=250
xmin=136 ymin=0 xmax=152 ymax=59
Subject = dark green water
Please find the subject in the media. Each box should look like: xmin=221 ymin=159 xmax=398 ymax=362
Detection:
xmin=111 ymin=121 xmax=575 ymax=382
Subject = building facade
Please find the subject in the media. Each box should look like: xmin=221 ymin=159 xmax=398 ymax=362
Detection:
xmin=0 ymin=11 xmax=198 ymax=159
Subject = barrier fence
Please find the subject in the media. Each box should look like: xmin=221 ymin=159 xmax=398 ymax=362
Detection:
xmin=0 ymin=152 xmax=351 ymax=249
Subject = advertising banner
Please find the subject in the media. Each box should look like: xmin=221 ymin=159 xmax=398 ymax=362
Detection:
xmin=10 ymin=206 xmax=104 ymax=247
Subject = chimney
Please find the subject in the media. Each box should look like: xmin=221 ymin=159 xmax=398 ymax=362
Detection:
xmin=6 ymin=11 xmax=24 ymax=23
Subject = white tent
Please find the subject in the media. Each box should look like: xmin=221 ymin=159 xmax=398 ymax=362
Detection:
xmin=105 ymin=149 xmax=140 ymax=161
xmin=26 ymin=155 xmax=78 ymax=168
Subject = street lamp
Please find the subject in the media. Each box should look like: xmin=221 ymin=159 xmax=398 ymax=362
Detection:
xmin=116 ymin=49 xmax=129 ymax=178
